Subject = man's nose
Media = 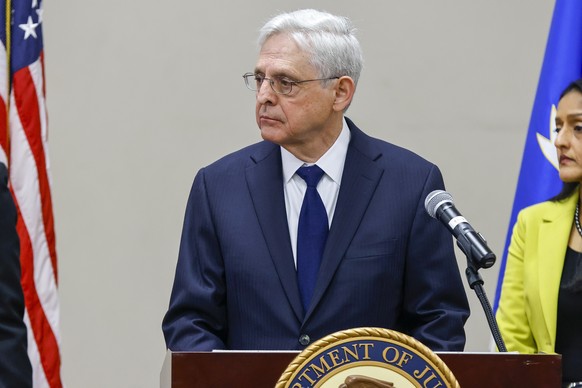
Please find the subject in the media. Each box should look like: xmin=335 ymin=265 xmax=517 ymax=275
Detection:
xmin=256 ymin=80 xmax=277 ymax=104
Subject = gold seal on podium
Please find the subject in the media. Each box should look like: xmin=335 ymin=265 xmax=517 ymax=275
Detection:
xmin=276 ymin=327 xmax=459 ymax=388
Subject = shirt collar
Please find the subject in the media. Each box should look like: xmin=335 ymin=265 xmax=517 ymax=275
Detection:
xmin=281 ymin=118 xmax=351 ymax=184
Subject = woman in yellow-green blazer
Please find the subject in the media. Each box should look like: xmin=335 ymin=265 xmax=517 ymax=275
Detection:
xmin=496 ymin=192 xmax=577 ymax=353
xmin=497 ymin=78 xmax=582 ymax=387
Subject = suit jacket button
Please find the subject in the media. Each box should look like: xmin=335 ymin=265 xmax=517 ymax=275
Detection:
xmin=299 ymin=334 xmax=310 ymax=346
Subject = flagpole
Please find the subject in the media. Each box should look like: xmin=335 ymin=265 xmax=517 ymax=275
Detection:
xmin=4 ymin=0 xmax=10 ymax=163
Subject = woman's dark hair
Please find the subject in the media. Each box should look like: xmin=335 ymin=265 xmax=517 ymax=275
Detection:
xmin=559 ymin=78 xmax=582 ymax=100
xmin=550 ymin=182 xmax=579 ymax=201
xmin=550 ymin=78 xmax=582 ymax=202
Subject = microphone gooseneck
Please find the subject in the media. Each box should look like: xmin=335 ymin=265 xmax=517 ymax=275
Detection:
xmin=425 ymin=189 xmax=507 ymax=352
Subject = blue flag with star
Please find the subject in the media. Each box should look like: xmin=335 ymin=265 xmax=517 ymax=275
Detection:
xmin=493 ymin=0 xmax=582 ymax=311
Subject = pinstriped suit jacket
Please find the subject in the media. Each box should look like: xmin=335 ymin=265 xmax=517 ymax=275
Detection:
xmin=163 ymin=118 xmax=469 ymax=351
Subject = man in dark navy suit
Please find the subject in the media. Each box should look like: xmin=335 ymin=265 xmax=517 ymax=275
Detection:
xmin=0 ymin=162 xmax=32 ymax=387
xmin=163 ymin=9 xmax=469 ymax=352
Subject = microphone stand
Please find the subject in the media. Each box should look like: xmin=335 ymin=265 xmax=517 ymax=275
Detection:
xmin=463 ymin=249 xmax=507 ymax=352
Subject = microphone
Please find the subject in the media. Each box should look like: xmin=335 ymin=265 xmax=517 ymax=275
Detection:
xmin=424 ymin=190 xmax=496 ymax=269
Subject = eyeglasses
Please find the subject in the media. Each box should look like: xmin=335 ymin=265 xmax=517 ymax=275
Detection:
xmin=242 ymin=72 xmax=340 ymax=95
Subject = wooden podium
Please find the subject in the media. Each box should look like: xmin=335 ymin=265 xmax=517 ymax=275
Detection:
xmin=160 ymin=350 xmax=561 ymax=387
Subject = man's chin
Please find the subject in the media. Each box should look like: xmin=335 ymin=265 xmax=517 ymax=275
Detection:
xmin=259 ymin=127 xmax=283 ymax=144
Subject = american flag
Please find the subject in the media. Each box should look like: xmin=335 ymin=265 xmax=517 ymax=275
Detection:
xmin=0 ymin=0 xmax=62 ymax=387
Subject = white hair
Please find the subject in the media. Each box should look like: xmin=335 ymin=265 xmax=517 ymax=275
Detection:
xmin=257 ymin=9 xmax=363 ymax=86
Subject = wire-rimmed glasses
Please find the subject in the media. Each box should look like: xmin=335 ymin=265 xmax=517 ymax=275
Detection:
xmin=242 ymin=72 xmax=340 ymax=95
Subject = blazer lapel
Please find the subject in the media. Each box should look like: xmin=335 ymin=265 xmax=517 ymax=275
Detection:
xmin=538 ymin=193 xmax=578 ymax=346
xmin=245 ymin=144 xmax=303 ymax=321
xmin=305 ymin=123 xmax=384 ymax=321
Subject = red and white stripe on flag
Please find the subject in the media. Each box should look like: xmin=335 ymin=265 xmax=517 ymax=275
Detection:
xmin=1 ymin=0 xmax=63 ymax=387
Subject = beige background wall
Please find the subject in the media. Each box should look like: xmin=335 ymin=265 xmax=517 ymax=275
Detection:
xmin=43 ymin=1 xmax=554 ymax=387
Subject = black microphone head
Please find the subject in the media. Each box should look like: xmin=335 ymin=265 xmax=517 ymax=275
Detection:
xmin=424 ymin=190 xmax=454 ymax=219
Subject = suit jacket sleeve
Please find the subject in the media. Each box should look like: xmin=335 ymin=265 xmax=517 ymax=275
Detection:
xmin=162 ymin=168 xmax=228 ymax=351
xmin=398 ymin=164 xmax=469 ymax=351
xmin=0 ymin=163 xmax=32 ymax=387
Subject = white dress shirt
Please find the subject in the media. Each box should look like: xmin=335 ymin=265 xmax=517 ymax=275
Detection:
xmin=281 ymin=118 xmax=351 ymax=267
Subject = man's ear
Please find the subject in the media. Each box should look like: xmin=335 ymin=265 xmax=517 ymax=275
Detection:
xmin=333 ymin=76 xmax=356 ymax=112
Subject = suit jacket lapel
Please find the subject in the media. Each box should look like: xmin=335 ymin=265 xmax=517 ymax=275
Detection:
xmin=538 ymin=193 xmax=577 ymax=345
xmin=305 ymin=122 xmax=384 ymax=321
xmin=245 ymin=144 xmax=303 ymax=321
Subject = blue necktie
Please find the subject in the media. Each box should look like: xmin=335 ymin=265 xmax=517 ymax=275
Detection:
xmin=296 ymin=165 xmax=328 ymax=313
